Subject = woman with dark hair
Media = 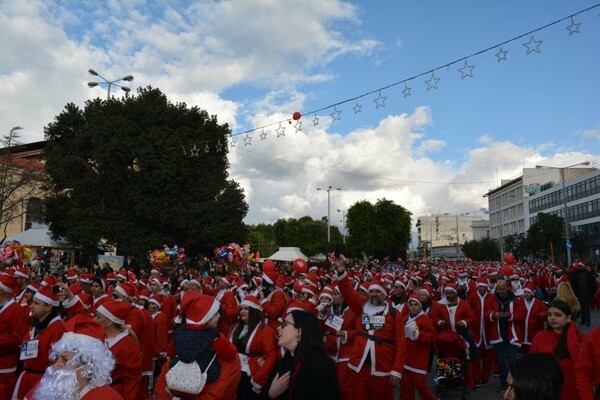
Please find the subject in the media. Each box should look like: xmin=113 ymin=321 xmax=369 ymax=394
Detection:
xmin=230 ymin=296 xmax=278 ymax=399
xmin=530 ymin=299 xmax=585 ymax=400
xmin=505 ymin=352 xmax=564 ymax=400
xmin=265 ymin=310 xmax=339 ymax=400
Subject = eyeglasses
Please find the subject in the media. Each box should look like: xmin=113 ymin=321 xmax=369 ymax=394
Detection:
xmin=280 ymin=319 xmax=298 ymax=329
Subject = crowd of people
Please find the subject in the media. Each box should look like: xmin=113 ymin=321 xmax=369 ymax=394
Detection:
xmin=0 ymin=253 xmax=598 ymax=400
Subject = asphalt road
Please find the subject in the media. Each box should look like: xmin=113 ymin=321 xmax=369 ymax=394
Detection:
xmin=395 ymin=308 xmax=599 ymax=400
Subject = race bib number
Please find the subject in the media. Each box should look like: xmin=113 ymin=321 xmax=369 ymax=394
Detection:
xmin=325 ymin=315 xmax=344 ymax=331
xmin=20 ymin=340 xmax=39 ymax=360
xmin=370 ymin=315 xmax=385 ymax=330
xmin=238 ymin=353 xmax=250 ymax=373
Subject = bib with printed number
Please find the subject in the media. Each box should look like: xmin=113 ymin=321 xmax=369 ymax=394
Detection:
xmin=238 ymin=353 xmax=250 ymax=373
xmin=325 ymin=315 xmax=344 ymax=331
xmin=20 ymin=339 xmax=39 ymax=360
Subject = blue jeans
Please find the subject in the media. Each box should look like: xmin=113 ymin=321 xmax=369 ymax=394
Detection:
xmin=494 ymin=341 xmax=518 ymax=386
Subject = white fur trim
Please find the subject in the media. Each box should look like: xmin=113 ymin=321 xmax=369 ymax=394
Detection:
xmin=34 ymin=291 xmax=59 ymax=307
xmin=96 ymin=305 xmax=125 ymax=325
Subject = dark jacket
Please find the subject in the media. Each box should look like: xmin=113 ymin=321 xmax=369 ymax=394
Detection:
xmin=264 ymin=352 xmax=339 ymax=400
xmin=568 ymin=268 xmax=597 ymax=299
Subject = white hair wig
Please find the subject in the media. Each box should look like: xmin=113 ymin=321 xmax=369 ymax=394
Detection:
xmin=49 ymin=332 xmax=115 ymax=387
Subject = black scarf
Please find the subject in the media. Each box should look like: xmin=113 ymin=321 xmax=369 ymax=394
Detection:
xmin=170 ymin=326 xmax=221 ymax=382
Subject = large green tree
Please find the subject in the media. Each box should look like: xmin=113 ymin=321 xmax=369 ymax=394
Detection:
xmin=43 ymin=87 xmax=248 ymax=257
xmin=461 ymin=237 xmax=500 ymax=261
xmin=525 ymin=212 xmax=565 ymax=258
xmin=345 ymin=198 xmax=411 ymax=258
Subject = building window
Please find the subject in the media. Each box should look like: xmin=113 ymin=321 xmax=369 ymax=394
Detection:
xmin=24 ymin=197 xmax=43 ymax=230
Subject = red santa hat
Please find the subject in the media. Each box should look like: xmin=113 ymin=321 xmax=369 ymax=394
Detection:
xmin=150 ymin=267 xmax=161 ymax=276
xmin=262 ymin=270 xmax=278 ymax=286
xmin=251 ymin=276 xmax=262 ymax=288
xmin=0 ymin=275 xmax=18 ymax=294
xmin=41 ymin=275 xmax=57 ymax=287
xmin=149 ymin=293 xmax=164 ymax=309
xmin=394 ymin=279 xmax=407 ymax=289
xmin=80 ymin=274 xmax=95 ymax=284
xmin=368 ymin=279 xmax=389 ymax=296
xmin=117 ymin=268 xmax=128 ymax=281
xmin=319 ymin=285 xmax=334 ymax=300
xmin=34 ymin=285 xmax=60 ymax=307
xmin=304 ymin=273 xmax=319 ymax=288
xmin=63 ymin=314 xmax=106 ymax=343
xmin=407 ymin=293 xmax=422 ymax=308
xmin=523 ymin=282 xmax=535 ymax=295
xmin=556 ymin=274 xmax=569 ymax=285
xmin=14 ymin=267 xmax=29 ymax=279
xmin=139 ymin=289 xmax=151 ymax=302
xmin=240 ymin=295 xmax=263 ymax=311
xmin=96 ymin=301 xmax=131 ymax=325
xmin=220 ymin=275 xmax=234 ymax=286
xmin=308 ymin=265 xmax=319 ymax=274
xmin=105 ymin=272 xmax=116 ymax=282
xmin=285 ymin=299 xmax=312 ymax=313
xmin=418 ymin=286 xmax=433 ymax=298
xmin=65 ymin=270 xmax=78 ymax=281
xmin=476 ymin=277 xmax=489 ymax=288
xmin=443 ymin=282 xmax=458 ymax=294
xmin=27 ymin=281 xmax=40 ymax=293
xmin=188 ymin=278 xmax=201 ymax=288
xmin=114 ymin=282 xmax=139 ymax=300
xmin=176 ymin=292 xmax=220 ymax=330
xmin=300 ymin=285 xmax=316 ymax=297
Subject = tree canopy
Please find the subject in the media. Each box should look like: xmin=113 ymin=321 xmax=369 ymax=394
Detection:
xmin=461 ymin=237 xmax=500 ymax=261
xmin=525 ymin=212 xmax=565 ymax=259
xmin=43 ymin=87 xmax=248 ymax=257
xmin=345 ymin=198 xmax=411 ymax=258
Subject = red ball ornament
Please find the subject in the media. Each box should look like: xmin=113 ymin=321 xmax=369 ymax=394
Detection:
xmin=293 ymin=258 xmax=307 ymax=274
xmin=504 ymin=253 xmax=515 ymax=265
xmin=262 ymin=259 xmax=276 ymax=273
xmin=501 ymin=265 xmax=513 ymax=277
xmin=292 ymin=111 xmax=302 ymax=120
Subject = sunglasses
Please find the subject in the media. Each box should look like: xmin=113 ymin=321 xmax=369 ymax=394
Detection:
xmin=280 ymin=319 xmax=298 ymax=329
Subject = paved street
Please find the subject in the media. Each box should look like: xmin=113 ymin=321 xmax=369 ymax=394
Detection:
xmin=396 ymin=308 xmax=600 ymax=400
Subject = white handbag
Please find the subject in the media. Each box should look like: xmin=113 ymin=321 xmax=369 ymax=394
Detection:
xmin=166 ymin=354 xmax=217 ymax=396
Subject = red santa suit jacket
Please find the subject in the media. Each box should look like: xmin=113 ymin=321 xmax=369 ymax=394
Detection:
xmin=336 ymin=271 xmax=406 ymax=379
xmin=0 ymin=299 xmax=28 ymax=373
xmin=80 ymin=385 xmax=124 ymax=400
xmin=403 ymin=310 xmax=436 ymax=375
xmin=260 ymin=289 xmax=286 ymax=332
xmin=151 ymin=311 xmax=169 ymax=357
xmin=127 ymin=306 xmax=155 ymax=376
xmin=467 ymin=290 xmax=495 ymax=348
xmin=522 ymin=297 xmax=547 ymax=346
xmin=106 ymin=331 xmax=142 ymax=400
xmin=229 ymin=322 xmax=279 ymax=392
xmin=321 ymin=304 xmax=356 ymax=363
xmin=531 ymin=325 xmax=585 ymax=400
xmin=575 ymin=326 xmax=600 ymax=400
xmin=154 ymin=334 xmax=241 ymax=400
xmin=217 ymin=290 xmax=239 ymax=337
xmin=431 ymin=298 xmax=476 ymax=333
xmin=487 ymin=294 xmax=525 ymax=346
xmin=13 ymin=316 xmax=65 ymax=400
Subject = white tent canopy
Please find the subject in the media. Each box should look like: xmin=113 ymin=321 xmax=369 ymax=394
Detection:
xmin=4 ymin=227 xmax=73 ymax=249
xmin=267 ymin=247 xmax=307 ymax=262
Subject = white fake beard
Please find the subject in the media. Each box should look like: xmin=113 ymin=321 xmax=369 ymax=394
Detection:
xmin=34 ymin=366 xmax=80 ymax=400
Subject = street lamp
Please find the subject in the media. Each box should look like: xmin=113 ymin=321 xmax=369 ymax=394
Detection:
xmin=337 ymin=209 xmax=347 ymax=245
xmin=87 ymin=68 xmax=134 ymax=100
xmin=535 ymin=161 xmax=590 ymax=266
xmin=317 ymin=185 xmax=341 ymax=243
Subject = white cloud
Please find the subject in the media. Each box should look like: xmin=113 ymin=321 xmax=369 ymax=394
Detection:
xmin=583 ymin=129 xmax=600 ymax=140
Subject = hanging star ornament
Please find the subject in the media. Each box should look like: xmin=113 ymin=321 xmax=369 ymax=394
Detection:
xmin=260 ymin=129 xmax=267 ymax=140
xmin=373 ymin=91 xmax=387 ymax=109
xmin=330 ymin=106 xmax=342 ymax=122
xmin=353 ymin=100 xmax=362 ymax=114
xmin=276 ymin=123 xmax=286 ymax=137
xmin=243 ymin=133 xmax=252 ymax=146
xmin=566 ymin=17 xmax=581 ymax=35
xmin=313 ymin=114 xmax=319 ymax=126
xmin=458 ymin=60 xmax=475 ymax=79
xmin=294 ymin=120 xmax=302 ymax=133
xmin=204 ymin=144 xmax=210 ymax=153
xmin=230 ymin=138 xmax=237 ymax=147
xmin=425 ymin=72 xmax=440 ymax=91
xmin=495 ymin=47 xmax=508 ymax=62
xmin=402 ymin=83 xmax=411 ymax=97
xmin=216 ymin=140 xmax=223 ymax=153
xmin=523 ymin=35 xmax=543 ymax=55
xmin=190 ymin=144 xmax=200 ymax=157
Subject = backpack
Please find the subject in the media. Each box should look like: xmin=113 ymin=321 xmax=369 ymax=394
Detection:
xmin=166 ymin=353 xmax=217 ymax=396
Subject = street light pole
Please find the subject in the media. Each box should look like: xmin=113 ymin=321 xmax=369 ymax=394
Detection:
xmin=87 ymin=68 xmax=134 ymax=100
xmin=317 ymin=186 xmax=341 ymax=243
xmin=535 ymin=161 xmax=590 ymax=266
xmin=337 ymin=209 xmax=347 ymax=245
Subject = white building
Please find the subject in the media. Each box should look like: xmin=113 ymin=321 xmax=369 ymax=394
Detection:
xmin=416 ymin=213 xmax=489 ymax=258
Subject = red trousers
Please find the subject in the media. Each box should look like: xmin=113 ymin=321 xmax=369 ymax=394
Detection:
xmin=335 ymin=362 xmax=352 ymax=400
xmin=466 ymin=345 xmax=494 ymax=384
xmin=0 ymin=373 xmax=16 ymax=400
xmin=350 ymin=364 xmax=394 ymax=400
xmin=400 ymin=370 xmax=436 ymax=400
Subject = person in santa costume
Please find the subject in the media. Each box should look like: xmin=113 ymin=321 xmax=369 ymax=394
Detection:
xmin=400 ymin=294 xmax=436 ymax=400
xmin=487 ymin=279 xmax=525 ymax=394
xmin=332 ymin=257 xmax=405 ymax=400
xmin=531 ymin=299 xmax=585 ymax=400
xmin=575 ymin=325 xmax=600 ymax=400
xmin=147 ymin=293 xmax=169 ymax=390
xmin=154 ymin=292 xmax=241 ymax=400
xmin=466 ymin=277 xmax=496 ymax=387
xmin=520 ymin=281 xmax=547 ymax=354
xmin=0 ymin=275 xmax=28 ymax=400
xmin=28 ymin=315 xmax=123 ymax=400
xmin=229 ymin=295 xmax=278 ymax=399
xmin=13 ymin=284 xmax=66 ymax=400
xmin=94 ymin=301 xmax=142 ymax=400
xmin=256 ymin=269 xmax=286 ymax=332
xmin=214 ymin=276 xmax=240 ymax=337
xmin=319 ymin=285 xmax=356 ymax=400
xmin=12 ymin=267 xmax=30 ymax=309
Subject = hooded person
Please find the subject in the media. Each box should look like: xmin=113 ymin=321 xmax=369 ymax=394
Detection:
xmin=28 ymin=315 xmax=122 ymax=400
xmin=154 ymin=292 xmax=241 ymax=400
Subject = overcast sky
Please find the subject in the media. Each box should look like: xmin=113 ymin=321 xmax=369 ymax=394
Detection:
xmin=1 ymin=1 xmax=599 ymax=242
